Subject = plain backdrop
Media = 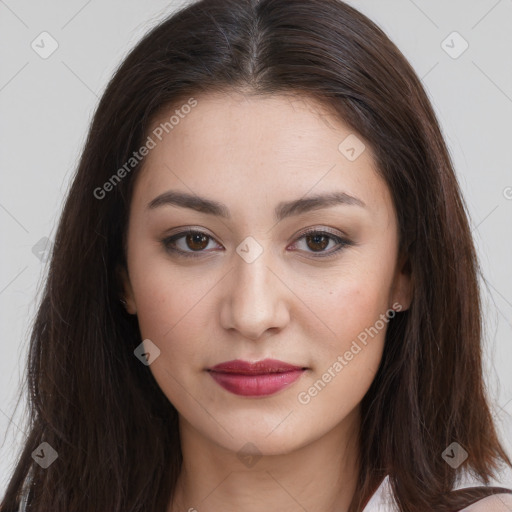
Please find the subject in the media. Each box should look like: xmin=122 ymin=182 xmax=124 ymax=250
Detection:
xmin=1 ymin=0 xmax=511 ymax=495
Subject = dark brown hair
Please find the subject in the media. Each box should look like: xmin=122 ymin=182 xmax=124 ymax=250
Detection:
xmin=2 ymin=0 xmax=510 ymax=510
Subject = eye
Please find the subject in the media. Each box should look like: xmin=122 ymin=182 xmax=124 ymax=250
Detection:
xmin=161 ymin=227 xmax=353 ymax=259
xmin=289 ymin=228 xmax=353 ymax=258
xmin=162 ymin=229 xmax=221 ymax=258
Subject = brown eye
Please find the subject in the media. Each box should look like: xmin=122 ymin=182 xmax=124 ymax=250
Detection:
xmin=290 ymin=229 xmax=353 ymax=259
xmin=185 ymin=232 xmax=210 ymax=251
xmin=162 ymin=229 xmax=220 ymax=257
xmin=305 ymin=233 xmax=330 ymax=252
xmin=162 ymin=228 xmax=352 ymax=260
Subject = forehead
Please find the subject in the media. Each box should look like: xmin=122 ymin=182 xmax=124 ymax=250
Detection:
xmin=131 ymin=91 xmax=394 ymax=222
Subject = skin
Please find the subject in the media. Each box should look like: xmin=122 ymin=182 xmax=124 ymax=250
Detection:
xmin=120 ymin=91 xmax=413 ymax=512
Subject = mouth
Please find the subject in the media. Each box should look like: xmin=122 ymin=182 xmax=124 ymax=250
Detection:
xmin=206 ymin=358 xmax=308 ymax=397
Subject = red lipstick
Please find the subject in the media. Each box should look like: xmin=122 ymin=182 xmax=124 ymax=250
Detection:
xmin=207 ymin=359 xmax=306 ymax=397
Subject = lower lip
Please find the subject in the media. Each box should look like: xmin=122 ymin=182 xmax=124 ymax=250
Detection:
xmin=208 ymin=370 xmax=305 ymax=396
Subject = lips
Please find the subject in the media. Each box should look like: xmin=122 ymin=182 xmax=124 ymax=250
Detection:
xmin=207 ymin=358 xmax=307 ymax=397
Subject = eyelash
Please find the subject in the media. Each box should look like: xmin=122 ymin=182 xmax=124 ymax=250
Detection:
xmin=161 ymin=228 xmax=353 ymax=259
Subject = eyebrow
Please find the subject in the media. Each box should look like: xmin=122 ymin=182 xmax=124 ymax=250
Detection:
xmin=146 ymin=190 xmax=366 ymax=222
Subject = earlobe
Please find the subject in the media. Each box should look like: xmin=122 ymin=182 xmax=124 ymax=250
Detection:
xmin=117 ymin=265 xmax=137 ymax=315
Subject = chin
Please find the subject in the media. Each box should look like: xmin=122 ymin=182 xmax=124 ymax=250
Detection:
xmin=211 ymin=420 xmax=315 ymax=458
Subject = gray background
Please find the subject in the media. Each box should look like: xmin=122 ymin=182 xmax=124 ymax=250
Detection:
xmin=1 ymin=0 xmax=511 ymax=493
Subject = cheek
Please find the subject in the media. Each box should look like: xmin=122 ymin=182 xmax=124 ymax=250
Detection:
xmin=293 ymin=254 xmax=396 ymax=412
xmin=300 ymin=259 xmax=395 ymax=349
xmin=128 ymin=250 xmax=220 ymax=363
xmin=129 ymin=258 xmax=216 ymax=407
xmin=320 ymin=285 xmax=390 ymax=388
xmin=332 ymin=280 xmax=390 ymax=338
xmin=295 ymin=275 xmax=392 ymax=424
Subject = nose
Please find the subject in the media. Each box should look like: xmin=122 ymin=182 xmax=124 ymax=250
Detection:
xmin=220 ymin=247 xmax=290 ymax=341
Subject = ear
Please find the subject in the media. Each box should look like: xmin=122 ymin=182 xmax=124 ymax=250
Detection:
xmin=389 ymin=249 xmax=413 ymax=312
xmin=117 ymin=264 xmax=137 ymax=315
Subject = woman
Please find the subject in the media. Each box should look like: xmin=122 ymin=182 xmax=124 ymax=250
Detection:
xmin=1 ymin=0 xmax=511 ymax=510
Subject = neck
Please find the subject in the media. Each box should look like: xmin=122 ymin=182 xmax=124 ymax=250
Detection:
xmin=169 ymin=407 xmax=361 ymax=512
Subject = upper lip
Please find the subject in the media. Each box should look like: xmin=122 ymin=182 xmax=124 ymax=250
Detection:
xmin=208 ymin=358 xmax=306 ymax=374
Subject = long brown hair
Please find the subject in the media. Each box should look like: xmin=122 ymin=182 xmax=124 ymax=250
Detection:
xmin=1 ymin=0 xmax=510 ymax=510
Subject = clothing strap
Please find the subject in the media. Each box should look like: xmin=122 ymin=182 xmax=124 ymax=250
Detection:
xmin=360 ymin=480 xmax=512 ymax=511
xmin=451 ymin=485 xmax=512 ymax=510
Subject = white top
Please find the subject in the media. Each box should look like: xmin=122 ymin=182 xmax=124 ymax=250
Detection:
xmin=361 ymin=475 xmax=397 ymax=511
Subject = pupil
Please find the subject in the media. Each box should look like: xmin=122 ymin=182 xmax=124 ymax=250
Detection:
xmin=187 ymin=233 xmax=208 ymax=251
xmin=307 ymin=234 xmax=328 ymax=251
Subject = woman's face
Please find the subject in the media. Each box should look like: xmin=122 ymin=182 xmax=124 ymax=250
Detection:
xmin=121 ymin=91 xmax=412 ymax=456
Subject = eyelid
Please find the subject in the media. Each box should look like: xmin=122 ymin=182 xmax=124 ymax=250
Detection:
xmin=287 ymin=227 xmax=353 ymax=259
xmin=291 ymin=226 xmax=350 ymax=243
xmin=161 ymin=226 xmax=353 ymax=259
xmin=161 ymin=228 xmax=221 ymax=258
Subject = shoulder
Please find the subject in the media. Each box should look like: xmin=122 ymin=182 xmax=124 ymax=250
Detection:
xmin=459 ymin=493 xmax=512 ymax=511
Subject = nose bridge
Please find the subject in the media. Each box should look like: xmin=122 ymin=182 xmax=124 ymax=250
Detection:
xmin=221 ymin=240 xmax=288 ymax=339
xmin=236 ymin=247 xmax=271 ymax=299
